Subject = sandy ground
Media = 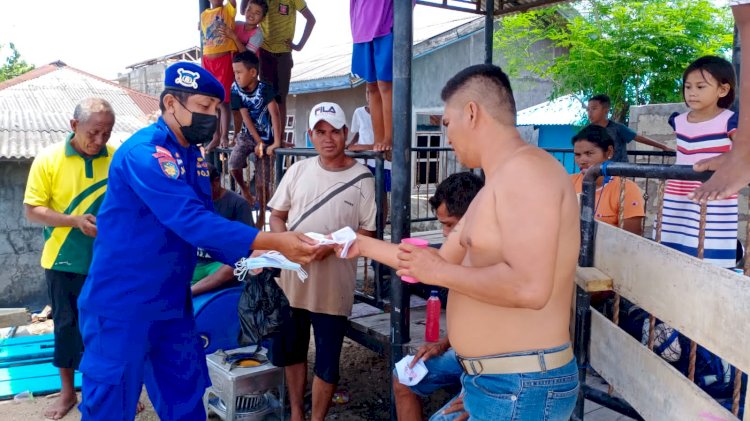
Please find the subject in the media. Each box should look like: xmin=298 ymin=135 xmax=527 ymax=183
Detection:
xmin=0 ymin=337 xmax=451 ymax=421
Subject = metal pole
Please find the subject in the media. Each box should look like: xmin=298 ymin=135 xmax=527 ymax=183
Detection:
xmin=198 ymin=0 xmax=209 ymax=49
xmin=391 ymin=0 xmax=413 ymax=418
xmin=485 ymin=0 xmax=494 ymax=64
xmin=375 ymin=155 xmax=386 ymax=308
xmin=734 ymin=23 xmax=741 ymax=113
xmin=573 ymin=286 xmax=591 ymax=420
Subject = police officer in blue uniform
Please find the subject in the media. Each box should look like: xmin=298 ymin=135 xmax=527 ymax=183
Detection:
xmin=76 ymin=62 xmax=317 ymax=420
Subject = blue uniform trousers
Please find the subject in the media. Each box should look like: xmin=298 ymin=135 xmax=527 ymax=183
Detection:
xmin=78 ymin=309 xmax=209 ymax=420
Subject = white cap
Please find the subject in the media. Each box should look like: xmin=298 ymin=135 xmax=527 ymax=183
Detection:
xmin=308 ymin=102 xmax=347 ymax=130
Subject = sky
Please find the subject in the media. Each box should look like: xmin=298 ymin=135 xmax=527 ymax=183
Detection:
xmin=0 ymin=0 xmax=473 ymax=80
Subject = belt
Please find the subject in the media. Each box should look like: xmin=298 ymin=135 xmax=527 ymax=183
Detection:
xmin=457 ymin=346 xmax=574 ymax=375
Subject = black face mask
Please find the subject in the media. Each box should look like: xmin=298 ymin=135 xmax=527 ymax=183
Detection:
xmin=173 ymin=99 xmax=218 ymax=145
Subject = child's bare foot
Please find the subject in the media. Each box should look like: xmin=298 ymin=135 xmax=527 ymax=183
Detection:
xmin=137 ymin=400 xmax=145 ymax=414
xmin=44 ymin=393 xmax=78 ymax=420
xmin=690 ymin=143 xmax=750 ymax=202
xmin=373 ymin=140 xmax=392 ymax=152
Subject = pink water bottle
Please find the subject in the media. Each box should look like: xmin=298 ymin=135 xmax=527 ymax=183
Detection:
xmin=425 ymin=290 xmax=441 ymax=342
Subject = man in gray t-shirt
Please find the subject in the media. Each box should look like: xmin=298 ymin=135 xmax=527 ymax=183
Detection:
xmin=587 ymin=94 xmax=673 ymax=162
xmin=192 ymin=164 xmax=255 ymax=296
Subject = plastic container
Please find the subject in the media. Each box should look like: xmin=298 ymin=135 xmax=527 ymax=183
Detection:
xmin=400 ymin=238 xmax=429 ymax=283
xmin=13 ymin=390 xmax=33 ymax=403
xmin=425 ymin=290 xmax=441 ymax=342
xmin=192 ymin=285 xmax=243 ymax=354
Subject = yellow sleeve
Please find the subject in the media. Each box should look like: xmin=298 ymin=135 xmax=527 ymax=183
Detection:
xmin=23 ymin=152 xmax=52 ymax=207
xmin=621 ymin=180 xmax=646 ymax=220
xmin=226 ymin=2 xmax=236 ymax=25
xmin=294 ymin=0 xmax=308 ymax=11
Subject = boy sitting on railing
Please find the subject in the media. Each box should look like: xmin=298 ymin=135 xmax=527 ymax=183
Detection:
xmin=228 ymin=51 xmax=282 ymax=228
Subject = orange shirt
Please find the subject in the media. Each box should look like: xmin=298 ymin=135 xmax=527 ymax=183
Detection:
xmin=571 ymin=173 xmax=645 ymax=227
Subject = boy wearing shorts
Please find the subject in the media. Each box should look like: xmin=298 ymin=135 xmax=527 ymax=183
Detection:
xmin=350 ymin=0 xmax=398 ymax=152
xmin=257 ymin=0 xmax=316 ymax=132
xmin=229 ymin=51 xmax=282 ymax=229
xmin=201 ymin=0 xmax=238 ymax=151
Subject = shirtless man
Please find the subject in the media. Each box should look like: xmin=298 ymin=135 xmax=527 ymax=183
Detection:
xmin=339 ymin=64 xmax=581 ymax=420
xmin=692 ymin=1 xmax=750 ymax=201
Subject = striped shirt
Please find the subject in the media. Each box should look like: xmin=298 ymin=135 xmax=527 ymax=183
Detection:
xmin=661 ymin=110 xmax=738 ymax=267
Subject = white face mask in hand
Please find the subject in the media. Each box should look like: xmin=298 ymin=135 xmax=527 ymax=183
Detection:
xmin=305 ymin=226 xmax=357 ymax=258
xmin=234 ymin=251 xmax=309 ymax=282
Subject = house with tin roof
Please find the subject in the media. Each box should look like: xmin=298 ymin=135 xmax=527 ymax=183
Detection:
xmin=284 ymin=16 xmax=560 ymax=187
xmin=0 ymin=61 xmax=159 ymax=308
xmin=516 ymin=94 xmax=587 ymax=173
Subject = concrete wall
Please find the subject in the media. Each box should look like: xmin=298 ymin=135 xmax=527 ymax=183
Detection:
xmin=116 ymin=63 xmax=168 ymax=97
xmin=629 ymin=102 xmax=688 ymax=154
xmin=286 ymin=84 xmax=367 ymax=147
xmin=629 ymin=103 xmax=748 ymax=246
xmin=0 ymin=161 xmax=46 ymax=309
xmin=287 ymin=28 xmax=556 ymax=146
xmin=412 ymin=31 xmax=556 ymax=113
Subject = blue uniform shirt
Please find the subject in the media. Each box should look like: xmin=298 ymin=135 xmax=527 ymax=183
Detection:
xmin=79 ymin=118 xmax=258 ymax=321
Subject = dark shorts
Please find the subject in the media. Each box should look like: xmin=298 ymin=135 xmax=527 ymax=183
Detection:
xmin=266 ymin=307 xmax=348 ymax=384
xmin=259 ymin=49 xmax=293 ymax=105
xmin=46 ymin=269 xmax=86 ymax=369
xmin=352 ymin=32 xmax=394 ymax=83
xmin=367 ymin=165 xmax=391 ymax=192
xmin=201 ymin=54 xmax=233 ymax=104
xmin=229 ymin=131 xmax=257 ymax=170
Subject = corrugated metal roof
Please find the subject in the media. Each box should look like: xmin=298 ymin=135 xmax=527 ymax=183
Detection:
xmin=289 ymin=16 xmax=481 ymax=93
xmin=418 ymin=0 xmax=570 ymax=16
xmin=516 ymin=94 xmax=586 ymax=126
xmin=0 ymin=62 xmax=159 ymax=159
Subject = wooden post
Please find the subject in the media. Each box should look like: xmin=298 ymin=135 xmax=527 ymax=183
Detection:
xmin=688 ymin=201 xmax=708 ymax=382
xmin=648 ymin=180 xmax=666 ymax=351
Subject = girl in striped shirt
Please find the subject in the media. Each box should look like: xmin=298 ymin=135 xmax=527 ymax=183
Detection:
xmin=663 ymin=56 xmax=739 ymax=268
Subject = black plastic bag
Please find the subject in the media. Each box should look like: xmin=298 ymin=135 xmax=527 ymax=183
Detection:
xmin=237 ymin=268 xmax=291 ymax=352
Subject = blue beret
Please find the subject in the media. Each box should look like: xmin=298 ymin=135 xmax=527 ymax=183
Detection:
xmin=164 ymin=61 xmax=225 ymax=102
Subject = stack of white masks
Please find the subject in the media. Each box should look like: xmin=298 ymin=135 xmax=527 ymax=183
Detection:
xmin=234 ymin=251 xmax=308 ymax=282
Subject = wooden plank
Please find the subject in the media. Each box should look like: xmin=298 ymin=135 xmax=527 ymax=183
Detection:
xmin=0 ymin=368 xmax=82 ymax=399
xmin=575 ymin=266 xmax=613 ymax=292
xmin=349 ymin=302 xmax=384 ymax=320
xmin=594 ymin=221 xmax=750 ymax=374
xmin=0 ymin=333 xmax=54 ymax=347
xmin=589 ymin=310 xmax=737 ymax=421
xmin=0 ymin=309 xmax=29 ymax=329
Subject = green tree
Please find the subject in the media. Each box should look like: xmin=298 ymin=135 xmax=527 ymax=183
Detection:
xmin=495 ymin=0 xmax=733 ymax=121
xmin=0 ymin=43 xmax=34 ymax=83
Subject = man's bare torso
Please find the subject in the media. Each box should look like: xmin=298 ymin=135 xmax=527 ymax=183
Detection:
xmin=447 ymin=146 xmax=580 ymax=358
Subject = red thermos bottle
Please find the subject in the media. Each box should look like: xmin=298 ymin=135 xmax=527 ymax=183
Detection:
xmin=425 ymin=290 xmax=441 ymax=342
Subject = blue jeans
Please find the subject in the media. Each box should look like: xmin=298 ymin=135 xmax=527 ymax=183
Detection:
xmin=393 ymin=348 xmax=465 ymax=421
xmin=461 ymin=344 xmax=579 ymax=421
xmin=409 ymin=348 xmax=463 ymax=397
